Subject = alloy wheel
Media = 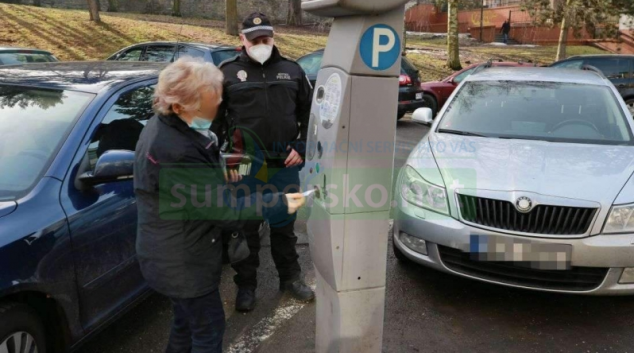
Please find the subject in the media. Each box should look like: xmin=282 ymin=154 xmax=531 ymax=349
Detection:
xmin=0 ymin=332 xmax=39 ymax=353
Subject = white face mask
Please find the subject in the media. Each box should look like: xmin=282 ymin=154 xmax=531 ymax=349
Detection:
xmin=248 ymin=44 xmax=273 ymax=65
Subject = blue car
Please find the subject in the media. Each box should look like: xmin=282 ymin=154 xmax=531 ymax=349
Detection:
xmin=0 ymin=61 xmax=166 ymax=353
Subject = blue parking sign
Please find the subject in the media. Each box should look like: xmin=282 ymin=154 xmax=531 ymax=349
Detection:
xmin=359 ymin=24 xmax=401 ymax=71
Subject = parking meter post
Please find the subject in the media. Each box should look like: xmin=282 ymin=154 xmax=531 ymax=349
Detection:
xmin=300 ymin=1 xmax=409 ymax=352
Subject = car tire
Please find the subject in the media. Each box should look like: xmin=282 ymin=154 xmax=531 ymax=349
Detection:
xmin=626 ymin=98 xmax=634 ymax=117
xmin=423 ymin=94 xmax=438 ymax=117
xmin=0 ymin=302 xmax=47 ymax=353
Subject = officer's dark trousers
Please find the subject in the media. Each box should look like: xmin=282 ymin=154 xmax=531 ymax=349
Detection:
xmin=165 ymin=289 xmax=225 ymax=353
xmin=231 ymin=164 xmax=303 ymax=290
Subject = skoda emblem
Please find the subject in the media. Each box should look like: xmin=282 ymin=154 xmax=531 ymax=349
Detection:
xmin=515 ymin=196 xmax=533 ymax=213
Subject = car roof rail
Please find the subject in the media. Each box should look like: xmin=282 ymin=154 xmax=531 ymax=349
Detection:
xmin=518 ymin=59 xmax=536 ymax=66
xmin=581 ymin=64 xmax=608 ymax=80
xmin=471 ymin=60 xmax=494 ymax=75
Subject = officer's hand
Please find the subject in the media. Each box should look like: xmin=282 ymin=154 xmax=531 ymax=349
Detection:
xmin=285 ymin=193 xmax=306 ymax=214
xmin=224 ymin=169 xmax=242 ymax=183
xmin=285 ymin=147 xmax=303 ymax=167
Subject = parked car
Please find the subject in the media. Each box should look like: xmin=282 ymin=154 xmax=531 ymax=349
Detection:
xmin=297 ymin=49 xmax=427 ymax=119
xmin=107 ymin=41 xmax=240 ymax=65
xmin=0 ymin=48 xmax=57 ymax=66
xmin=0 ymin=61 xmax=167 ymax=352
xmin=394 ymin=66 xmax=634 ymax=295
xmin=551 ymin=54 xmax=634 ymax=115
xmin=419 ymin=60 xmax=536 ymax=116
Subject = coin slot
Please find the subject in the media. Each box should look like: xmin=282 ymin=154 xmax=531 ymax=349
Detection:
xmin=317 ymin=141 xmax=323 ymax=159
xmin=315 ymin=86 xmax=325 ymax=104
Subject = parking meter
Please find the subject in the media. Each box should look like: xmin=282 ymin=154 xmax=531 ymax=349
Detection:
xmin=300 ymin=0 xmax=409 ymax=351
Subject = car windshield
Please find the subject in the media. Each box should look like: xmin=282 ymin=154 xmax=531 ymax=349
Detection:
xmin=0 ymin=86 xmax=93 ymax=200
xmin=0 ymin=52 xmax=57 ymax=65
xmin=211 ymin=49 xmax=240 ymax=65
xmin=438 ymin=81 xmax=633 ymax=145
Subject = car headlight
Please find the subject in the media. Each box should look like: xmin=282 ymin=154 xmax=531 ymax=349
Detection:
xmin=400 ymin=166 xmax=449 ymax=215
xmin=603 ymin=204 xmax=634 ymax=234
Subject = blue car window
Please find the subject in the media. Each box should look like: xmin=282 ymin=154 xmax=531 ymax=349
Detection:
xmin=145 ymin=46 xmax=176 ymax=63
xmin=211 ymin=49 xmax=241 ymax=65
xmin=116 ymin=47 xmax=145 ymax=62
xmin=297 ymin=53 xmax=323 ymax=76
xmin=87 ymin=85 xmax=155 ymax=170
xmin=178 ymin=46 xmax=206 ymax=59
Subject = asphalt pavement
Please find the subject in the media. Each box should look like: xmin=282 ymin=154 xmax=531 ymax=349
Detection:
xmin=77 ymin=118 xmax=634 ymax=353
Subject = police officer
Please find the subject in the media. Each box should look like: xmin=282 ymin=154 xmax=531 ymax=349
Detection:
xmin=213 ymin=12 xmax=314 ymax=312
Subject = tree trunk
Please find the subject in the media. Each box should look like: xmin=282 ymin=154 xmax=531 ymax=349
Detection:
xmin=446 ymin=0 xmax=461 ymax=70
xmin=555 ymin=0 xmax=571 ymax=61
xmin=172 ymin=0 xmax=181 ymax=17
xmin=226 ymin=0 xmax=239 ymax=36
xmin=87 ymin=0 xmax=101 ymax=23
xmin=107 ymin=0 xmax=117 ymax=12
xmin=287 ymin=0 xmax=302 ymax=26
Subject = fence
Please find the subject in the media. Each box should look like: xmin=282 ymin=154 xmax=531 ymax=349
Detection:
xmin=508 ymin=9 xmax=619 ymax=45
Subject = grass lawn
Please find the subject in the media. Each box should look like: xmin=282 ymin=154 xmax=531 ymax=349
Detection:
xmin=0 ymin=3 xmax=607 ymax=81
xmin=0 ymin=3 xmax=327 ymax=61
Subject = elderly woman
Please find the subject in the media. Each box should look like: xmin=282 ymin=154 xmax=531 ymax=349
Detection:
xmin=134 ymin=57 xmax=305 ymax=353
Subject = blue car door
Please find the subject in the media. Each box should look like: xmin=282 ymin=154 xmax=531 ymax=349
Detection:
xmin=60 ymin=82 xmax=156 ymax=330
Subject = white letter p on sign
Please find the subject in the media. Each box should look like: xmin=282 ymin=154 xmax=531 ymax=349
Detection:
xmin=372 ymin=28 xmax=396 ymax=68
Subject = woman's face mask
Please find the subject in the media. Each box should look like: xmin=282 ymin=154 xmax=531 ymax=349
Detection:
xmin=190 ymin=117 xmax=212 ymax=131
xmin=247 ymin=44 xmax=273 ymax=65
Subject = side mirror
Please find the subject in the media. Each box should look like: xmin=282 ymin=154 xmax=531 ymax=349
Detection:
xmin=79 ymin=150 xmax=134 ymax=187
xmin=412 ymin=108 xmax=434 ymax=125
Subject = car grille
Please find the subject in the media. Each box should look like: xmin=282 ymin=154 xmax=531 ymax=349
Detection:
xmin=438 ymin=246 xmax=608 ymax=291
xmin=457 ymin=194 xmax=597 ymax=236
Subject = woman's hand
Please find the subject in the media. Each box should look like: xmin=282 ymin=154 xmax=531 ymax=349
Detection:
xmin=224 ymin=168 xmax=242 ymax=183
xmin=285 ymin=193 xmax=306 ymax=214
xmin=285 ymin=146 xmax=303 ymax=168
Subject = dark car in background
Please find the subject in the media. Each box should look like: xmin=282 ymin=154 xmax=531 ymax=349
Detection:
xmin=420 ymin=60 xmax=536 ymax=116
xmin=0 ymin=48 xmax=58 ymax=66
xmin=551 ymin=55 xmax=634 ymax=114
xmin=297 ymin=49 xmax=427 ymax=119
xmin=0 ymin=61 xmax=164 ymax=353
xmin=107 ymin=41 xmax=241 ymax=65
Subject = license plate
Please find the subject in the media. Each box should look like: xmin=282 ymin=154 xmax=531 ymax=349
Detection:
xmin=469 ymin=235 xmax=571 ymax=270
xmin=416 ymin=93 xmax=423 ymax=100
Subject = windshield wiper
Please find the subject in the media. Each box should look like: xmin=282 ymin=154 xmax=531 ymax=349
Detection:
xmin=437 ymin=129 xmax=487 ymax=137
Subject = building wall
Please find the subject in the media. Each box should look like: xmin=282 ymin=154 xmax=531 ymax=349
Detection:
xmin=406 ymin=4 xmax=519 ymax=33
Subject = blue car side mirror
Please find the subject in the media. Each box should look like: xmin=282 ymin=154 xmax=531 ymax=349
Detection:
xmin=79 ymin=150 xmax=134 ymax=186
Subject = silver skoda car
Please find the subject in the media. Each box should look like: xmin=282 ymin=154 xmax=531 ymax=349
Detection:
xmin=393 ymin=66 xmax=634 ymax=295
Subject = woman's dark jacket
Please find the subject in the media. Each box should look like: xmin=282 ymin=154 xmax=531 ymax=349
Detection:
xmin=134 ymin=113 xmax=288 ymax=299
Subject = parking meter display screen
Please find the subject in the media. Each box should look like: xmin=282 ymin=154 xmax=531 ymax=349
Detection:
xmin=319 ymin=73 xmax=342 ymax=129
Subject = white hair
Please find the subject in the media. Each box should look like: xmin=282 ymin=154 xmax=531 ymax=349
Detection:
xmin=153 ymin=56 xmax=224 ymax=115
